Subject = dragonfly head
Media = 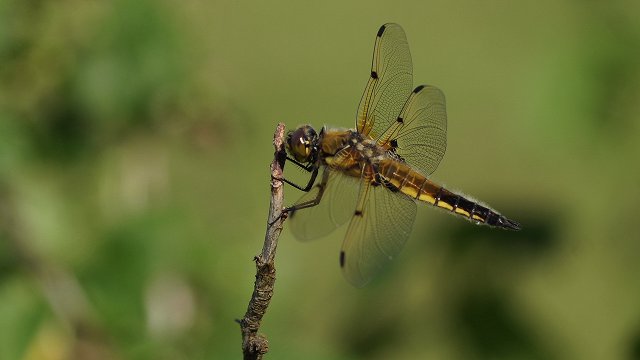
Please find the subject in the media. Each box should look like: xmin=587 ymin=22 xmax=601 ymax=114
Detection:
xmin=286 ymin=125 xmax=319 ymax=163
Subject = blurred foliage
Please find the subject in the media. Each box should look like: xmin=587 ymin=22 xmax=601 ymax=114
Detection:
xmin=1 ymin=0 xmax=639 ymax=359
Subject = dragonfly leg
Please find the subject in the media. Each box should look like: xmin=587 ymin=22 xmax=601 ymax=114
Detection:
xmin=284 ymin=168 xmax=329 ymax=214
xmin=269 ymin=167 xmax=321 ymax=226
xmin=285 ymin=156 xmax=315 ymax=172
xmin=269 ymin=168 xmax=328 ymax=226
xmin=281 ymin=167 xmax=318 ymax=192
xmin=274 ymin=157 xmax=318 ymax=192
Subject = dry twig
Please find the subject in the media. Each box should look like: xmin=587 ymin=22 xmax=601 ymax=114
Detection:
xmin=238 ymin=123 xmax=287 ymax=360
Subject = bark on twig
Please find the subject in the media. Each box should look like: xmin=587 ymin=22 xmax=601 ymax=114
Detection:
xmin=238 ymin=123 xmax=287 ymax=360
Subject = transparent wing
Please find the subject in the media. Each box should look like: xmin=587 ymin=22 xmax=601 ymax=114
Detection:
xmin=356 ymin=23 xmax=413 ymax=138
xmin=289 ymin=166 xmax=361 ymax=241
xmin=340 ymin=171 xmax=417 ymax=287
xmin=377 ymin=85 xmax=447 ymax=176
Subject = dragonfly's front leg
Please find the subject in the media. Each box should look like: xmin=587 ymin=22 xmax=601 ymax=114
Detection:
xmin=275 ymin=156 xmax=318 ymax=192
xmin=285 ymin=156 xmax=316 ymax=172
xmin=280 ymin=167 xmax=318 ymax=192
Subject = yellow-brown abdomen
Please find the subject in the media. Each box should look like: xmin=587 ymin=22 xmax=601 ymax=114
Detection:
xmin=377 ymin=159 xmax=519 ymax=229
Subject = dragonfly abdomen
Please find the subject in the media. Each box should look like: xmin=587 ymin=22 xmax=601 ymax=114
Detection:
xmin=378 ymin=160 xmax=520 ymax=230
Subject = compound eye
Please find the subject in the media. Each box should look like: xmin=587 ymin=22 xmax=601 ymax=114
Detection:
xmin=288 ymin=128 xmax=311 ymax=162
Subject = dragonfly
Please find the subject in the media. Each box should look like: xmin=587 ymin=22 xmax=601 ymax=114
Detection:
xmin=280 ymin=23 xmax=520 ymax=287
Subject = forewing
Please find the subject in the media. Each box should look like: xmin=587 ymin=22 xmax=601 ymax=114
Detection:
xmin=356 ymin=23 xmax=413 ymax=138
xmin=289 ymin=167 xmax=361 ymax=241
xmin=340 ymin=176 xmax=417 ymax=287
xmin=378 ymin=85 xmax=447 ymax=176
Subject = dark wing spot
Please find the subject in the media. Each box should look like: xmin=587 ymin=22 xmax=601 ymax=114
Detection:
xmin=396 ymin=117 xmax=404 ymax=123
xmin=377 ymin=24 xmax=386 ymax=37
xmin=390 ymin=139 xmax=398 ymax=148
xmin=340 ymin=251 xmax=346 ymax=267
xmin=371 ymin=71 xmax=379 ymax=79
xmin=355 ymin=210 xmax=363 ymax=216
xmin=413 ymin=85 xmax=426 ymax=93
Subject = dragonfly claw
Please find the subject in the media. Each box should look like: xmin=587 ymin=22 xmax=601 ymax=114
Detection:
xmin=268 ymin=208 xmax=290 ymax=226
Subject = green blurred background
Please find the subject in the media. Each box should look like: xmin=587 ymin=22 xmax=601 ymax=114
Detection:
xmin=1 ymin=0 xmax=639 ymax=359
